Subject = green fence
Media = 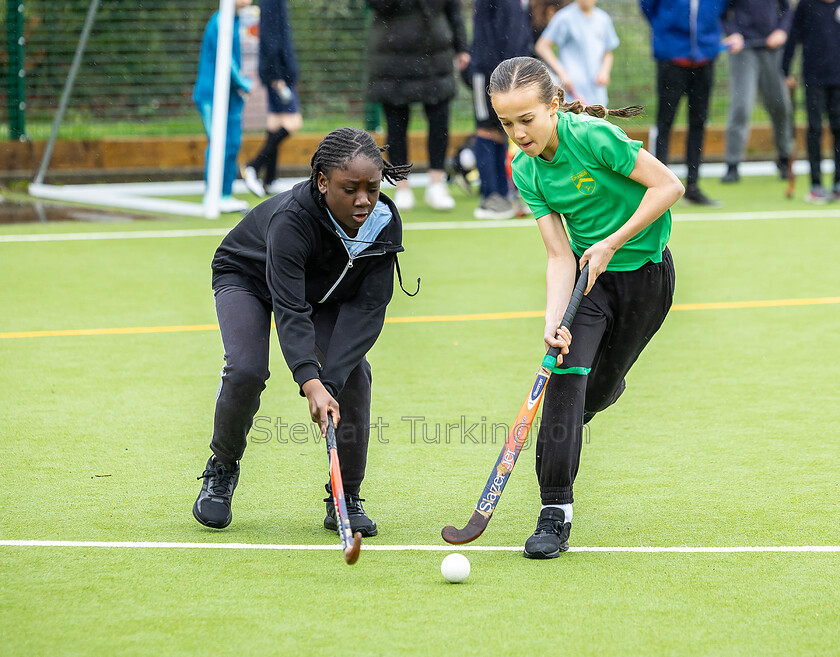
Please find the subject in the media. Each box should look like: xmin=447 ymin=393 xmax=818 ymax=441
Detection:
xmin=1 ymin=0 xmax=739 ymax=142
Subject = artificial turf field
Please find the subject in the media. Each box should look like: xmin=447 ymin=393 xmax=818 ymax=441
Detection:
xmin=1 ymin=173 xmax=839 ymax=656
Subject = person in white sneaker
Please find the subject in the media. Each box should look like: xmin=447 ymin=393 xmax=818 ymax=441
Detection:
xmin=365 ymin=0 xmax=471 ymax=212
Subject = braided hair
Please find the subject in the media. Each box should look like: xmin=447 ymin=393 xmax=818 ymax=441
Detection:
xmin=309 ymin=128 xmax=412 ymax=209
xmin=489 ymin=56 xmax=643 ymax=119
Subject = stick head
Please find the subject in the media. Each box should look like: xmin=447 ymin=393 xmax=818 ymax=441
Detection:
xmin=441 ymin=511 xmax=489 ymax=545
xmin=343 ymin=532 xmax=362 ymax=564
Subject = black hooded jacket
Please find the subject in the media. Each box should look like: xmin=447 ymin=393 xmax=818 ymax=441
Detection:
xmin=211 ymin=181 xmax=404 ymax=397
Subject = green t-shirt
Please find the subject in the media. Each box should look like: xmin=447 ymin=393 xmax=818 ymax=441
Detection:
xmin=511 ymin=111 xmax=671 ymax=271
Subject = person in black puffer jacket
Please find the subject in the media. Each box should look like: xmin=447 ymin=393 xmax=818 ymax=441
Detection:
xmin=366 ymin=0 xmax=470 ymax=212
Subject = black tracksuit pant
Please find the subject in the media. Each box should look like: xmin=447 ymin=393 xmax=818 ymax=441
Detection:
xmin=210 ymin=284 xmax=372 ymax=495
xmin=536 ymin=249 xmax=676 ymax=505
xmin=655 ymin=61 xmax=715 ymax=186
xmin=382 ymin=100 xmax=450 ymax=170
xmin=804 ymin=84 xmax=840 ymax=188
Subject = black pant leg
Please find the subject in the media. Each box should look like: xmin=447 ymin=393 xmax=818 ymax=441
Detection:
xmin=536 ymin=293 xmax=609 ymax=505
xmin=805 ymin=83 xmax=826 ymax=186
xmin=210 ymin=284 xmax=272 ymax=464
xmin=685 ymin=63 xmax=714 ymax=185
xmin=536 ymin=250 xmax=676 ymax=505
xmin=584 ymin=249 xmax=676 ymax=421
xmin=826 ymin=86 xmax=840 ymax=186
xmin=423 ymin=99 xmax=451 ymax=170
xmin=334 ymin=359 xmax=372 ymax=496
xmin=383 ymin=104 xmax=411 ymax=167
xmin=655 ymin=61 xmax=689 ymax=166
xmin=312 ymin=305 xmax=372 ymax=495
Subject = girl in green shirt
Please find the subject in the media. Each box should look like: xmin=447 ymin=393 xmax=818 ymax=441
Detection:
xmin=489 ymin=56 xmax=684 ymax=558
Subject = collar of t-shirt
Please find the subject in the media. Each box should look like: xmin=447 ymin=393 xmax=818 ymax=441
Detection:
xmin=327 ymin=199 xmax=393 ymax=258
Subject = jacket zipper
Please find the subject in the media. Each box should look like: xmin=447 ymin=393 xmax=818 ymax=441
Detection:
xmin=317 ymin=233 xmax=394 ymax=304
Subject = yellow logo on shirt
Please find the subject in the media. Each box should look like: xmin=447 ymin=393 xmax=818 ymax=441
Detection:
xmin=571 ymin=170 xmax=596 ymax=195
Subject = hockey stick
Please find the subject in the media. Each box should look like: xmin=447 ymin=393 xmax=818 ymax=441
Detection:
xmin=441 ymin=264 xmax=590 ymax=545
xmin=326 ymin=415 xmax=362 ymax=564
xmin=786 ymin=84 xmax=796 ymax=199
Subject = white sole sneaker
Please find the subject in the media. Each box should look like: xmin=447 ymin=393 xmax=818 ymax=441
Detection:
xmin=242 ymin=166 xmax=266 ymax=197
xmin=424 ymin=182 xmax=455 ymax=211
xmin=218 ymin=196 xmax=249 ymax=213
xmin=473 ymin=206 xmax=515 ymax=220
xmin=394 ymin=187 xmax=416 ymax=211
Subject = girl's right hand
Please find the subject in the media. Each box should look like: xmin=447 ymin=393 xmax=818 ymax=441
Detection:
xmin=544 ymin=325 xmax=572 ymax=366
xmin=301 ymin=379 xmax=340 ymax=437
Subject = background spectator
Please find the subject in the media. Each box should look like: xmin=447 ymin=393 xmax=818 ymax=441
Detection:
xmin=782 ymin=0 xmax=840 ymax=204
xmin=242 ymin=0 xmax=303 ymax=197
xmin=535 ymin=0 xmax=619 ymax=108
xmin=720 ymin=0 xmax=793 ymax=184
xmin=641 ymin=0 xmax=744 ymax=206
xmin=529 ymin=0 xmax=570 ymax=50
xmin=469 ymin=0 xmax=533 ymax=219
xmin=366 ymin=0 xmax=470 ymax=211
xmin=193 ymin=0 xmax=253 ymax=213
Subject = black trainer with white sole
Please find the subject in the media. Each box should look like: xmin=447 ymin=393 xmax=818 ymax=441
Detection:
xmin=193 ymin=456 xmax=239 ymax=529
xmin=523 ymin=507 xmax=571 ymax=559
xmin=323 ymin=484 xmax=378 ymax=537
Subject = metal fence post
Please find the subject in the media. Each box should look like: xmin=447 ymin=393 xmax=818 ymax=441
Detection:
xmin=361 ymin=4 xmax=380 ymax=132
xmin=6 ymin=0 xmax=26 ymax=140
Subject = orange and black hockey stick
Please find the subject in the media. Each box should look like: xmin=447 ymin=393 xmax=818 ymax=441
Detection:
xmin=442 ymin=264 xmax=589 ymax=545
xmin=326 ymin=415 xmax=362 ymax=564
xmin=786 ymin=83 xmax=797 ymax=199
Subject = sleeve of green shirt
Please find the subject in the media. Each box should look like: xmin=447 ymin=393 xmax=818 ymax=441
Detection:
xmin=583 ymin=120 xmax=642 ymax=177
xmin=511 ymin=160 xmax=552 ymax=220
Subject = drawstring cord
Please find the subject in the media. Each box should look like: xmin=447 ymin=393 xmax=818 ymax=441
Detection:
xmin=395 ymin=255 xmax=420 ymax=297
xmin=332 ymin=230 xmax=420 ymax=298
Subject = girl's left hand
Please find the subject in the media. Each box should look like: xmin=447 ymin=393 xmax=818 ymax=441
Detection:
xmin=580 ymin=239 xmax=617 ymax=294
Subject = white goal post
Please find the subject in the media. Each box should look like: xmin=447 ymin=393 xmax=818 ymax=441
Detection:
xmin=28 ymin=0 xmax=235 ymax=220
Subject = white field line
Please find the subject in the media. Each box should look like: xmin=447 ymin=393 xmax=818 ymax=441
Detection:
xmin=0 ymin=228 xmax=231 ymax=243
xmin=1 ymin=540 xmax=838 ymax=553
xmin=3 ymin=209 xmax=840 ymax=243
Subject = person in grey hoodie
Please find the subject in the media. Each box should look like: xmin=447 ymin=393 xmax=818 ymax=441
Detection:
xmin=720 ymin=0 xmax=794 ymax=184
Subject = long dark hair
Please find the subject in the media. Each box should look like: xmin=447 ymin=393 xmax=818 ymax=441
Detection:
xmin=489 ymin=56 xmax=643 ymax=119
xmin=309 ymin=128 xmax=411 ymax=208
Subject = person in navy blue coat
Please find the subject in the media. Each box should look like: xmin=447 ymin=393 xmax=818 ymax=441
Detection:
xmin=782 ymin=0 xmax=840 ymax=203
xmin=640 ymin=0 xmax=744 ymax=206
xmin=193 ymin=0 xmax=253 ymax=214
xmin=469 ymin=0 xmax=533 ymax=219
xmin=242 ymin=0 xmax=303 ymax=197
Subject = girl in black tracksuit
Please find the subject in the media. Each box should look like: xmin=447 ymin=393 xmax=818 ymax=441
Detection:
xmin=193 ymin=128 xmax=413 ymax=536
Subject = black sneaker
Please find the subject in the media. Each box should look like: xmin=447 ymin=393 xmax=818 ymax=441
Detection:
xmin=720 ymin=165 xmax=739 ymax=184
xmin=323 ymin=483 xmax=378 ymax=537
xmin=684 ymin=185 xmax=721 ymax=207
xmin=192 ymin=456 xmax=239 ymax=529
xmin=523 ymin=507 xmax=571 ymax=559
xmin=777 ymin=157 xmax=790 ymax=181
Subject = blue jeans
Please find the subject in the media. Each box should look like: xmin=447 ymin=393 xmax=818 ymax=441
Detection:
xmin=198 ymin=96 xmax=244 ymax=196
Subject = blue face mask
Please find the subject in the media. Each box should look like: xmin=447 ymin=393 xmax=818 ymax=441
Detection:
xmin=327 ymin=200 xmax=393 ymax=257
